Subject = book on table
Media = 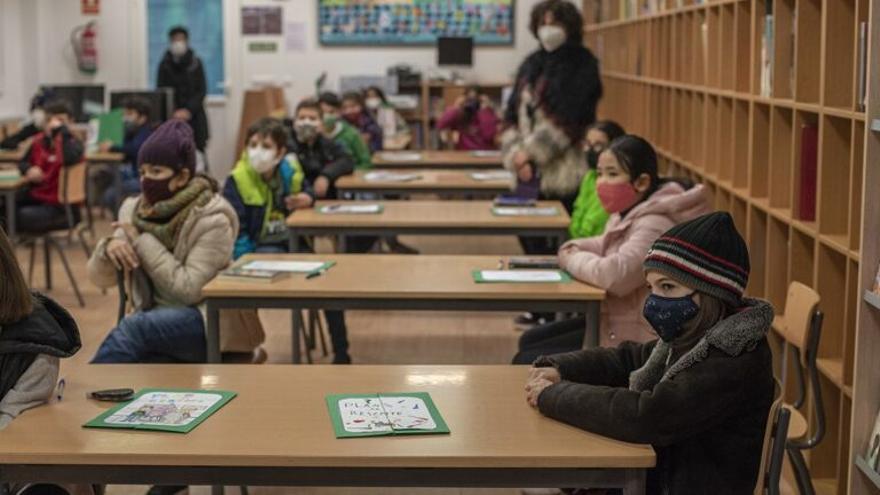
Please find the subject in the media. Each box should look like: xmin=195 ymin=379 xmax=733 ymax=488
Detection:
xmin=84 ymin=389 xmax=236 ymax=433
xmin=326 ymin=392 xmax=450 ymax=438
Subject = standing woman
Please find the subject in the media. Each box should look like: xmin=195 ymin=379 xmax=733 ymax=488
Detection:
xmin=503 ymin=0 xmax=602 ymax=221
xmin=157 ymin=26 xmax=209 ymax=156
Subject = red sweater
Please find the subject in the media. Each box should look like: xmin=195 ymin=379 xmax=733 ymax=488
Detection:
xmin=27 ymin=130 xmax=84 ymax=205
xmin=436 ymin=107 xmax=500 ymax=151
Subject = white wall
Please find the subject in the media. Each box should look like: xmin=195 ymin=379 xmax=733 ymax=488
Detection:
xmin=0 ymin=0 xmax=544 ymax=177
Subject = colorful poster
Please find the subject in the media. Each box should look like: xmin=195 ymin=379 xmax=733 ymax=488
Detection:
xmin=318 ymin=0 xmax=514 ymax=46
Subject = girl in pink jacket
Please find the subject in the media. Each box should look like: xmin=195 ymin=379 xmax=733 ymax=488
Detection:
xmin=514 ymin=135 xmax=710 ymax=363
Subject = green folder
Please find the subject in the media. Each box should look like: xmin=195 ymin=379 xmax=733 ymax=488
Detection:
xmin=96 ymin=109 xmax=125 ymax=147
xmin=326 ymin=392 xmax=450 ymax=439
xmin=84 ymin=388 xmax=236 ymax=434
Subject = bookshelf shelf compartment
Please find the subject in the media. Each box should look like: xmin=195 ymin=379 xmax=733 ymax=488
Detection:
xmin=855 ymin=455 xmax=880 ymax=490
xmin=865 ymin=291 xmax=880 ymax=311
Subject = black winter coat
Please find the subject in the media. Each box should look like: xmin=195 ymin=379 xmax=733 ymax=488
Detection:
xmin=286 ymin=134 xmax=354 ymax=199
xmin=504 ymin=41 xmax=603 ymax=143
xmin=157 ymin=49 xmax=209 ymax=151
xmin=536 ymin=299 xmax=775 ymax=495
xmin=0 ymin=293 xmax=81 ymax=401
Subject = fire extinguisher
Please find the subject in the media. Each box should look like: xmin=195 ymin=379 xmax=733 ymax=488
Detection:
xmin=71 ymin=22 xmax=98 ymax=74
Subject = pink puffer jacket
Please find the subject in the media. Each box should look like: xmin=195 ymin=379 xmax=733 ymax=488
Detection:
xmin=559 ymin=181 xmax=710 ymax=347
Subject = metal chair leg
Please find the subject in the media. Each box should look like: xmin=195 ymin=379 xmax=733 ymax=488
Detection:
xmin=306 ymin=309 xmax=318 ymax=351
xmin=239 ymin=486 xmax=249 ymax=495
xmin=43 ymin=237 xmax=51 ymax=290
xmin=787 ymin=448 xmax=815 ymax=495
xmin=50 ymin=237 xmax=85 ymax=307
xmin=27 ymin=240 xmax=36 ymax=287
xmin=300 ymin=310 xmax=313 ymax=364
xmin=317 ymin=310 xmax=329 ymax=357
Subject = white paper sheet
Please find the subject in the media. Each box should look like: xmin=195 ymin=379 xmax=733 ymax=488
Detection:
xmin=364 ymin=171 xmax=421 ymax=182
xmin=492 ymin=206 xmax=559 ymax=216
xmin=242 ymin=260 xmax=326 ymax=273
xmin=477 ymin=270 xmax=563 ymax=282
xmin=320 ymin=204 xmax=382 ymax=214
xmin=378 ymin=152 xmax=423 ymax=162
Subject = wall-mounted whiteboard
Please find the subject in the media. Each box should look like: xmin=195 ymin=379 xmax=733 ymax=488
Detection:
xmin=318 ymin=0 xmax=514 ymax=46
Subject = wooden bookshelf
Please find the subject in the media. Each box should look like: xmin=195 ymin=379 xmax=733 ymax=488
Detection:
xmin=582 ymin=0 xmax=875 ymax=492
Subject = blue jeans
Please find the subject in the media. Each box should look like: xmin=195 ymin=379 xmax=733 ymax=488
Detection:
xmin=253 ymin=244 xmax=350 ymax=358
xmin=91 ymin=306 xmax=206 ymax=363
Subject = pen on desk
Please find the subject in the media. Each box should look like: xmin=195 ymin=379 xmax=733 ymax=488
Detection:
xmin=306 ymin=268 xmax=327 ymax=279
xmin=56 ymin=378 xmax=66 ymax=402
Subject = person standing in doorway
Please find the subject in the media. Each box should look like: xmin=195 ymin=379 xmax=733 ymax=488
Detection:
xmin=157 ymin=26 xmax=209 ymax=156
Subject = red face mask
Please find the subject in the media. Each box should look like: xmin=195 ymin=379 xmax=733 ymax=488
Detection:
xmin=342 ymin=112 xmax=360 ymax=125
xmin=141 ymin=176 xmax=176 ymax=205
xmin=596 ymin=181 xmax=640 ymax=213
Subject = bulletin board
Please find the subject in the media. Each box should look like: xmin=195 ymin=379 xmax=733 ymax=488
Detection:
xmin=147 ymin=0 xmax=225 ymax=96
xmin=318 ymin=0 xmax=515 ymax=46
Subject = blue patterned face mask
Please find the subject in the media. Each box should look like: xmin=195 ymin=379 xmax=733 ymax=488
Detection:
xmin=643 ymin=293 xmax=700 ymax=342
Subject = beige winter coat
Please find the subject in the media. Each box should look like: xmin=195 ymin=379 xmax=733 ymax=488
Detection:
xmin=559 ymin=182 xmax=711 ymax=346
xmin=87 ymin=194 xmax=264 ymax=353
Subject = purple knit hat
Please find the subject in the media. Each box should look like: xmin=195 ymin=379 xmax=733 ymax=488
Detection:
xmin=137 ymin=120 xmax=196 ymax=174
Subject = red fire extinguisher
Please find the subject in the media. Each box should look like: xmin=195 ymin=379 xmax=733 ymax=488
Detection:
xmin=71 ymin=22 xmax=98 ymax=74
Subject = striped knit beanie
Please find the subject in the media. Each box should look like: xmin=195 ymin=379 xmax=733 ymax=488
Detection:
xmin=644 ymin=212 xmax=750 ymax=305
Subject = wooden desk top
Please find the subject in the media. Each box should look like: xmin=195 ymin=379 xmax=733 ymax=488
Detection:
xmin=202 ymin=254 xmax=604 ymax=301
xmin=0 ymin=178 xmax=26 ymax=191
xmin=86 ymin=151 xmax=125 ymax=163
xmin=373 ymin=150 xmax=503 ymax=169
xmin=336 ymin=169 xmax=512 ymax=192
xmin=0 ymin=365 xmax=653 ymax=469
xmin=287 ymin=200 xmax=570 ymax=230
xmin=0 ymin=148 xmax=26 ymax=163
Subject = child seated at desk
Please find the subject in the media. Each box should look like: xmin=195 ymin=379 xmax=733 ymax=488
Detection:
xmin=97 ymin=97 xmax=156 ymax=216
xmin=13 ymin=100 xmax=85 ymax=230
xmin=341 ymin=92 xmax=383 ymax=153
xmin=436 ymin=86 xmax=500 ymax=151
xmin=224 ymin=117 xmax=314 ymax=258
xmin=0 ymin=227 xmax=81 ymax=430
xmin=0 ymin=88 xmax=55 ymax=151
xmin=568 ymin=120 xmax=625 ymax=240
xmin=318 ymin=92 xmax=372 ymax=171
xmin=525 ymin=212 xmax=775 ymax=495
xmin=513 ymin=135 xmax=709 ymax=356
xmin=88 ymin=120 xmax=263 ymax=363
xmin=364 ymin=86 xmax=412 ymax=150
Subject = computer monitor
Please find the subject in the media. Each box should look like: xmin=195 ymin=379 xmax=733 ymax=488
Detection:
xmin=40 ymin=85 xmax=105 ymax=123
xmin=109 ymin=89 xmax=174 ymax=123
xmin=437 ymin=37 xmax=474 ymax=67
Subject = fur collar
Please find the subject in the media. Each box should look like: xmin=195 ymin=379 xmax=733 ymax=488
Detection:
xmin=629 ymin=298 xmax=774 ymax=392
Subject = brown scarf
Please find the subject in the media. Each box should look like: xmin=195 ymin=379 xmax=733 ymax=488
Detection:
xmin=133 ymin=175 xmax=215 ymax=250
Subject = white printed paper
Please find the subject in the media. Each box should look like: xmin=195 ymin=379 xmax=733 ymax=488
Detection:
xmin=470 ymin=170 xmax=513 ymax=181
xmin=364 ymin=171 xmax=422 ymax=182
xmin=470 ymin=150 xmax=502 ymax=158
xmin=378 ymin=152 xmax=423 ymax=162
xmin=242 ymin=260 xmax=326 ymax=273
xmin=338 ymin=396 xmax=437 ymax=433
xmin=103 ymin=392 xmax=223 ymax=427
xmin=478 ymin=270 xmax=563 ymax=282
xmin=492 ymin=206 xmax=559 ymax=216
xmin=320 ymin=204 xmax=382 ymax=214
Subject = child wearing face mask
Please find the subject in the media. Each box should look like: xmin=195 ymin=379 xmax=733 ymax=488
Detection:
xmin=97 ymin=97 xmax=156 ymax=215
xmin=88 ymin=120 xmax=262 ymax=364
xmin=364 ymin=86 xmax=412 ymax=151
xmin=513 ymin=135 xmax=709 ymax=363
xmin=524 ymin=212 xmax=775 ymax=495
xmin=318 ymin=92 xmax=373 ymax=170
xmin=436 ymin=87 xmax=500 ymax=151
xmin=341 ymin=92 xmax=383 ymax=153
xmin=0 ymin=89 xmax=55 ymax=151
xmin=223 ymin=117 xmax=314 ymax=259
xmin=568 ymin=120 xmax=625 ymax=239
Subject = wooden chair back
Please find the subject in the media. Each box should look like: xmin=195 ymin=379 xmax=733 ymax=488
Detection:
xmin=754 ymin=380 xmax=788 ymax=495
xmin=58 ymin=161 xmax=87 ymax=205
xmin=773 ymin=281 xmax=820 ymax=367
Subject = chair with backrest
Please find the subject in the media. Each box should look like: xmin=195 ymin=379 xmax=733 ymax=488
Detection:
xmin=772 ymin=282 xmax=825 ymax=495
xmin=754 ymin=380 xmax=790 ymax=495
xmin=23 ymin=161 xmax=91 ymax=307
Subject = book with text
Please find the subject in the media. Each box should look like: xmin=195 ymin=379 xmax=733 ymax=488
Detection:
xmin=326 ymin=392 xmax=450 ymax=438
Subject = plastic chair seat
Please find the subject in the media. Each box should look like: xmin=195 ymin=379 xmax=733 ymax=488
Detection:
xmin=784 ymin=405 xmax=808 ymax=440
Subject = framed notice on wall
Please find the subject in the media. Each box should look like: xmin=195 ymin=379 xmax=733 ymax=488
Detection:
xmin=318 ymin=0 xmax=514 ymax=46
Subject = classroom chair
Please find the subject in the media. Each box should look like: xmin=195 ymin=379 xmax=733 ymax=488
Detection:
xmin=754 ymin=380 xmax=790 ymax=495
xmin=22 ymin=161 xmax=91 ymax=307
xmin=772 ymin=282 xmax=825 ymax=495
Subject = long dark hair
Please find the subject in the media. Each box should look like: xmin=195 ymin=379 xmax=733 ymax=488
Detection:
xmin=589 ymin=120 xmax=626 ymax=144
xmin=529 ymin=0 xmax=583 ymax=43
xmin=605 ymin=135 xmax=660 ymax=196
xmin=0 ymin=228 xmax=32 ymax=324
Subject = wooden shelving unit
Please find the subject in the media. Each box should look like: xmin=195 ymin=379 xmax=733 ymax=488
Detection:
xmin=410 ymin=80 xmax=510 ymax=149
xmin=582 ymin=0 xmax=876 ymax=492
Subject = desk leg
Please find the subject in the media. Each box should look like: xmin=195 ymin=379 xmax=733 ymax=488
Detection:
xmin=621 ymin=468 xmax=646 ymax=495
xmin=584 ymin=301 xmax=600 ymax=349
xmin=338 ymin=235 xmax=347 ymax=253
xmin=211 ymin=486 xmax=223 ymax=495
xmin=113 ymin=163 xmax=123 ymax=215
xmin=288 ymin=230 xmax=300 ymax=253
xmin=4 ymin=191 xmax=15 ymax=240
xmin=206 ymin=300 xmax=222 ymax=363
xmin=292 ymin=310 xmax=304 ymax=364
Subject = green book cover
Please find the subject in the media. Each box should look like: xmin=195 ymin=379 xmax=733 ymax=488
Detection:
xmin=472 ymin=269 xmax=572 ymax=283
xmin=84 ymin=388 xmax=236 ymax=434
xmin=326 ymin=392 xmax=450 ymax=439
xmin=96 ymin=109 xmax=125 ymax=147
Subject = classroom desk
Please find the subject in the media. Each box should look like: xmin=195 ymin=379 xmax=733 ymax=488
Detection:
xmin=0 ymin=178 xmax=26 ymax=238
xmin=202 ymin=254 xmax=603 ymax=364
xmin=373 ymin=150 xmax=503 ymax=169
xmin=287 ymin=200 xmax=570 ymax=252
xmin=336 ymin=169 xmax=512 ymax=197
xmin=0 ymin=148 xmax=26 ymax=163
xmin=0 ymin=364 xmax=653 ymax=494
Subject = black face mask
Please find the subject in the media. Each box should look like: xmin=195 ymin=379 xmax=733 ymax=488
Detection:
xmin=585 ymin=148 xmax=601 ymax=169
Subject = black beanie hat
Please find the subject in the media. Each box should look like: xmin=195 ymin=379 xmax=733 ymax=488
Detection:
xmin=137 ymin=120 xmax=196 ymax=174
xmin=643 ymin=212 xmax=750 ymax=305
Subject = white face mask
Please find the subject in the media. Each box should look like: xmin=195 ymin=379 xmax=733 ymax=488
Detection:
xmin=31 ymin=109 xmax=46 ymax=128
xmin=538 ymin=25 xmax=567 ymax=52
xmin=170 ymin=40 xmax=188 ymax=57
xmin=248 ymin=146 xmax=278 ymax=174
xmin=365 ymin=97 xmax=382 ymax=110
xmin=294 ymin=119 xmax=320 ymax=142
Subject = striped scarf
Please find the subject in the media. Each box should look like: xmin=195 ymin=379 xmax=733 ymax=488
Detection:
xmin=133 ymin=176 xmax=215 ymax=250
